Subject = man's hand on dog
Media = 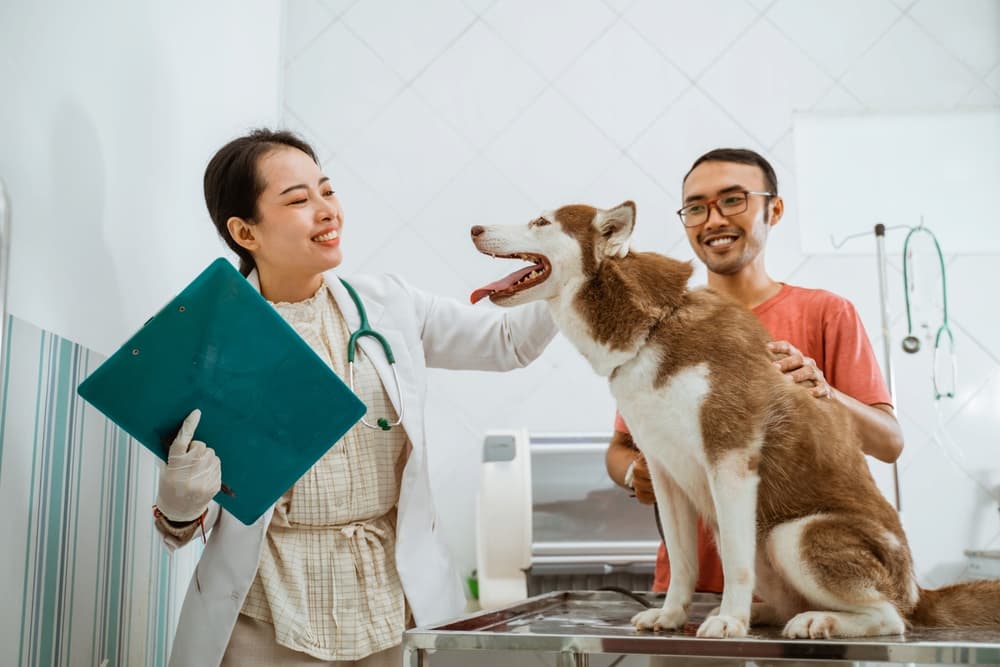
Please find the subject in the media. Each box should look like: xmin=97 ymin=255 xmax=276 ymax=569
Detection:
xmin=768 ymin=340 xmax=833 ymax=399
xmin=629 ymin=452 xmax=656 ymax=504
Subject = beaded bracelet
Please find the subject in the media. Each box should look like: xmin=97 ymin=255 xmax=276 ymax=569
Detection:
xmin=153 ymin=505 xmax=208 ymax=543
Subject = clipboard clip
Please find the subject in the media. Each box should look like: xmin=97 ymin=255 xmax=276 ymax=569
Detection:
xmin=159 ymin=428 xmax=237 ymax=497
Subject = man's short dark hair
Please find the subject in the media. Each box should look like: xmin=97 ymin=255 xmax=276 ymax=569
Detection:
xmin=683 ymin=148 xmax=778 ymax=196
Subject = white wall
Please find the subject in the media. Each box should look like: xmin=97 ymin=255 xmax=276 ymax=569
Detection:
xmin=280 ymin=0 xmax=1000 ymax=589
xmin=794 ymin=110 xmax=1000 ymax=254
xmin=0 ymin=0 xmax=284 ymax=357
xmin=0 ymin=3 xmax=281 ymax=663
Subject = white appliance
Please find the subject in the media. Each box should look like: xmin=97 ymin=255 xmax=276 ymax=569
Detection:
xmin=475 ymin=431 xmax=660 ymax=610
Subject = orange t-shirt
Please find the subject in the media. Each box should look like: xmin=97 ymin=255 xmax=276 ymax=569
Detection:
xmin=613 ymin=283 xmax=892 ymax=593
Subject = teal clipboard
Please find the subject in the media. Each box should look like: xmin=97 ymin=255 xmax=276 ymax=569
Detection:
xmin=77 ymin=258 xmax=367 ymax=526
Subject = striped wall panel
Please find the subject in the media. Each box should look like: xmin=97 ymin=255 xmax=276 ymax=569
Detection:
xmin=0 ymin=315 xmax=199 ymax=666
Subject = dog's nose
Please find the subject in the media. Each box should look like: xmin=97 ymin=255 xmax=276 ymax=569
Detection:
xmin=471 ymin=225 xmax=485 ymax=237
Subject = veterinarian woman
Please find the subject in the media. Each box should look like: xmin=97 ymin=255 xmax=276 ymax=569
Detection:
xmin=607 ymin=147 xmax=904 ymax=596
xmin=152 ymin=128 xmax=557 ymax=666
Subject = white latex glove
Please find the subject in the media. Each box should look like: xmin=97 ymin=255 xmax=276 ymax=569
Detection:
xmin=155 ymin=409 xmax=221 ymax=522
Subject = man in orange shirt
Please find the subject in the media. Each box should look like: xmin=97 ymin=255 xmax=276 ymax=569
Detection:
xmin=606 ymin=148 xmax=905 ymax=595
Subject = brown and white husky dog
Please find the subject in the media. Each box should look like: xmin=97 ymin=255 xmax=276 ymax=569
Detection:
xmin=470 ymin=201 xmax=1000 ymax=639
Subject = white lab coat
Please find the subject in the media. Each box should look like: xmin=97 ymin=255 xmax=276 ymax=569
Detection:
xmin=163 ymin=270 xmax=557 ymax=667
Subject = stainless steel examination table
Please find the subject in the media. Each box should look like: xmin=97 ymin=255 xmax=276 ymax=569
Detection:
xmin=403 ymin=590 xmax=1000 ymax=665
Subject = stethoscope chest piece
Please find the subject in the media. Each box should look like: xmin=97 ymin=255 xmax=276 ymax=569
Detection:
xmin=901 ymin=335 xmax=921 ymax=354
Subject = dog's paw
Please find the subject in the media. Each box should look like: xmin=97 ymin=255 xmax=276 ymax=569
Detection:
xmin=782 ymin=611 xmax=839 ymax=639
xmin=695 ymin=614 xmax=749 ymax=638
xmin=631 ymin=606 xmax=687 ymax=631
xmin=782 ymin=610 xmax=905 ymax=638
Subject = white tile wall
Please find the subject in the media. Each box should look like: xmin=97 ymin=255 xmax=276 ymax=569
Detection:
xmin=340 ymin=0 xmax=476 ymax=81
xmin=283 ymin=0 xmax=337 ymax=64
xmin=285 ymin=21 xmax=403 ymax=152
xmin=555 ymin=21 xmax=688 ymax=148
xmin=412 ymin=22 xmax=547 ymax=150
xmin=840 ymin=17 xmax=982 ymax=110
xmin=964 ymin=80 xmax=1000 ymax=105
xmin=699 ymin=20 xmax=834 ymax=147
xmin=482 ymin=0 xmax=618 ymax=80
xmin=315 ymin=0 xmax=356 ymax=20
xmin=337 ymin=88 xmax=477 ymax=215
xmin=766 ymin=0 xmax=902 ymax=79
xmin=627 ymin=86 xmax=763 ymax=198
xmin=280 ymin=0 xmax=1000 ymax=598
xmin=407 ymin=156 xmax=540 ymax=286
xmin=486 ymin=89 xmax=623 ymax=204
xmin=989 ymin=62 xmax=1000 ymax=93
xmin=908 ymin=0 xmax=1000 ymax=77
xmin=626 ymin=0 xmax=760 ymax=80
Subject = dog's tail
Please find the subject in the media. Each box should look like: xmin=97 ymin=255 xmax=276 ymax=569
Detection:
xmin=910 ymin=580 xmax=1000 ymax=627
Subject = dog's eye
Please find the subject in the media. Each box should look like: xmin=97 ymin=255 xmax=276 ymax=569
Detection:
xmin=530 ymin=217 xmax=551 ymax=228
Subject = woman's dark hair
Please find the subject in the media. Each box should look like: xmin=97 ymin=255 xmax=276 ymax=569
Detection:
xmin=683 ymin=148 xmax=779 ymax=197
xmin=203 ymin=128 xmax=320 ymax=276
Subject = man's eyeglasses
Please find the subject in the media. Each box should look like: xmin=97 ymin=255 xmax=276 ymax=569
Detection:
xmin=676 ymin=191 xmax=774 ymax=227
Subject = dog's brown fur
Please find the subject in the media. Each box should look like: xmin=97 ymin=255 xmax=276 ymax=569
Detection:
xmin=586 ymin=237 xmax=921 ymax=615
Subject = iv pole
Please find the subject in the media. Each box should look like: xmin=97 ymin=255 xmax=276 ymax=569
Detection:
xmin=831 ymin=223 xmax=906 ymax=512
xmin=874 ymin=224 xmax=902 ymax=513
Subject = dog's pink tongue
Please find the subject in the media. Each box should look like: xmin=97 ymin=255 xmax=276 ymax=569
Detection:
xmin=470 ymin=265 xmax=537 ymax=304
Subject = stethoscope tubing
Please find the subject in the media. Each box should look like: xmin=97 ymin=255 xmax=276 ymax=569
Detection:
xmin=340 ymin=279 xmax=404 ymax=431
xmin=901 ymin=226 xmax=955 ymax=400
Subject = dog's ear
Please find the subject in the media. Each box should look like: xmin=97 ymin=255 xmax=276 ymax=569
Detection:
xmin=594 ymin=201 xmax=636 ymax=259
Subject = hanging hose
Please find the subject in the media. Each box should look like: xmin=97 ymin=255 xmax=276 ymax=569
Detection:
xmin=901 ymin=225 xmax=956 ymax=399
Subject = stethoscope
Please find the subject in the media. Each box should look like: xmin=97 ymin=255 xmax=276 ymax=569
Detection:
xmin=339 ymin=279 xmax=404 ymax=431
xmin=901 ymin=225 xmax=955 ymax=400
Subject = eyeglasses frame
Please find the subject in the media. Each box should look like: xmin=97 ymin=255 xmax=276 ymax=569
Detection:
xmin=676 ymin=190 xmax=775 ymax=228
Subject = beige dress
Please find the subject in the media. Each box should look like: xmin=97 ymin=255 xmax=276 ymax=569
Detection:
xmin=235 ymin=285 xmax=409 ymax=661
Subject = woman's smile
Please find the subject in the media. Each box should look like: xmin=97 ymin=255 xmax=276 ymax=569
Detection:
xmin=312 ymin=228 xmax=340 ymax=245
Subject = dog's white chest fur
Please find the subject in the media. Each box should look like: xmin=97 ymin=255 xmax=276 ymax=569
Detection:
xmin=549 ymin=294 xmax=644 ymax=376
xmin=611 ymin=355 xmax=715 ymax=521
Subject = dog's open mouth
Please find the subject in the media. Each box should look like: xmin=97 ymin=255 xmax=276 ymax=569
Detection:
xmin=471 ymin=252 xmax=551 ymax=304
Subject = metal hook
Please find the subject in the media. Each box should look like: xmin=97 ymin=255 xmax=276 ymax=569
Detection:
xmin=829 ymin=224 xmax=912 ymax=249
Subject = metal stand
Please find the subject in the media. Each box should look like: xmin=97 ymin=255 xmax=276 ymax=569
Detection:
xmin=556 ymin=652 xmax=589 ymax=666
xmin=403 ymin=591 xmax=1000 ymax=664
xmin=832 ymin=222 xmax=906 ymax=512
xmin=874 ymin=223 xmax=902 ymax=512
xmin=404 ymin=644 xmax=426 ymax=667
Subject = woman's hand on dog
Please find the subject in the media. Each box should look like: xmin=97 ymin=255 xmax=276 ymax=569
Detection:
xmin=768 ymin=340 xmax=832 ymax=399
